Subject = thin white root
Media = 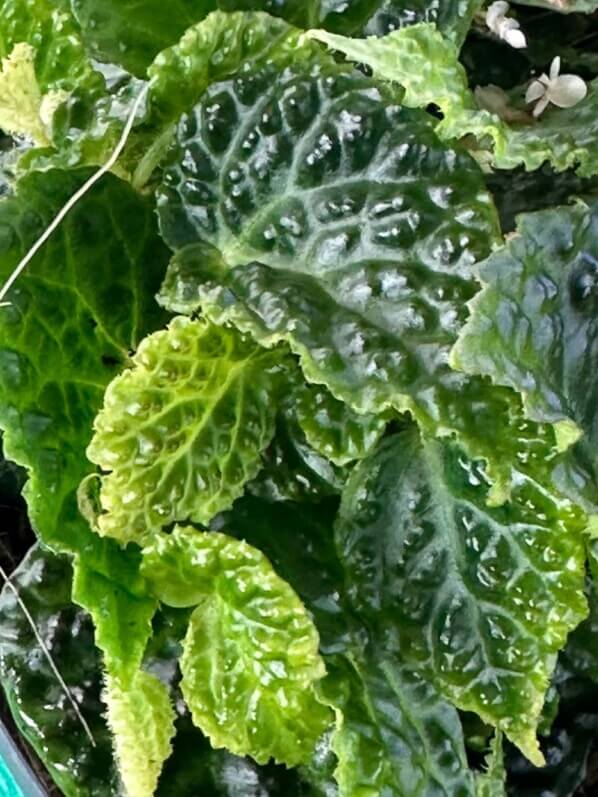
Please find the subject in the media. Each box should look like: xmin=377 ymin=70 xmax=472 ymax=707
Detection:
xmin=0 ymin=83 xmax=150 ymax=306
xmin=0 ymin=563 xmax=96 ymax=747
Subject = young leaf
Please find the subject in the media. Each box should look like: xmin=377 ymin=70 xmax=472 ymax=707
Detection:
xmin=0 ymin=43 xmax=50 ymax=145
xmin=0 ymin=0 xmax=101 ymax=93
xmin=0 ymin=169 xmax=169 ymax=561
xmin=451 ymin=202 xmax=598 ymax=508
xmin=336 ymin=428 xmax=587 ymax=764
xmin=142 ymin=526 xmax=332 ymax=765
xmin=72 ymin=562 xmax=158 ymax=681
xmin=307 ymin=23 xmax=598 ymax=177
xmin=104 ymin=669 xmax=176 ymax=797
xmin=322 ymin=653 xmax=476 ymax=796
xmin=476 ymin=733 xmax=506 ymax=797
xmin=87 ymin=317 xmax=285 ymax=545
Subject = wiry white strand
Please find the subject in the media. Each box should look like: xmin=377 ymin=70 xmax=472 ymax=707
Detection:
xmin=0 ymin=83 xmax=150 ymax=307
xmin=0 ymin=563 xmax=96 ymax=746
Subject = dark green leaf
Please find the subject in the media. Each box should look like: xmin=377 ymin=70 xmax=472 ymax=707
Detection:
xmin=336 ymin=428 xmax=587 ymax=762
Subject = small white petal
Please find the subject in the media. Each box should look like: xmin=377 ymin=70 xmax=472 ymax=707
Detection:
xmin=533 ymin=95 xmax=550 ymax=117
xmin=526 ymin=80 xmax=546 ymax=104
xmin=504 ymin=27 xmax=527 ymax=48
xmin=486 ymin=1 xmax=510 ymax=30
xmin=547 ymin=75 xmax=588 ymax=108
xmin=549 ymin=56 xmax=561 ymax=81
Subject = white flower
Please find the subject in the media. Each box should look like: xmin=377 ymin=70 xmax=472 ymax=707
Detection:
xmin=486 ymin=1 xmax=527 ymax=49
xmin=525 ymin=56 xmax=588 ymax=117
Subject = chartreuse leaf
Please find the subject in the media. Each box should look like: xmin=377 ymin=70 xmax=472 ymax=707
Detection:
xmin=87 ymin=317 xmax=285 ymax=546
xmin=103 ymin=670 xmax=176 ymax=797
xmin=294 ymin=382 xmax=387 ymax=466
xmin=0 ymin=43 xmax=50 ymax=145
xmin=322 ymin=653 xmax=476 ymax=796
xmin=0 ymin=0 xmax=101 ymax=93
xmin=307 ymin=23 xmax=598 ymax=177
xmin=156 ymin=37 xmax=501 ymax=451
xmin=142 ymin=526 xmax=332 ymax=765
xmin=0 ymin=169 xmax=169 ymax=560
xmin=216 ymin=496 xmax=480 ymax=795
xmin=73 ymin=562 xmax=176 ymax=797
xmin=476 ymin=733 xmax=506 ymax=797
xmin=336 ymin=428 xmax=587 ymax=764
xmin=72 ymin=563 xmax=157 ymax=680
xmin=451 ymin=202 xmax=598 ymax=509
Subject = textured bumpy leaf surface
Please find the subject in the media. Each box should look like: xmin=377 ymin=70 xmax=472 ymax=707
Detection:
xmin=104 ymin=670 xmax=176 ymax=797
xmin=452 ymin=202 xmax=598 ymax=509
xmin=336 ymin=429 xmax=587 ymax=763
xmin=88 ymin=317 xmax=284 ymax=545
xmin=323 ymin=653 xmax=476 ymax=796
xmin=294 ymin=382 xmax=387 ymax=466
xmin=0 ymin=169 xmax=169 ymax=562
xmin=216 ymin=496 xmax=481 ymax=794
xmin=142 ymin=526 xmax=332 ymax=765
xmin=0 ymin=545 xmax=118 ymax=797
xmin=0 ymin=0 xmax=101 ymax=92
xmin=0 ymin=43 xmax=50 ymax=145
xmin=75 ymin=0 xmax=480 ymax=77
xmin=213 ymin=495 xmax=350 ymax=651
xmin=309 ymin=23 xmax=598 ymax=177
xmin=156 ymin=37 xmax=500 ymax=447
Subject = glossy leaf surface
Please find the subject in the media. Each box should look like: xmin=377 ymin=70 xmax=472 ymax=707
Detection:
xmin=74 ymin=0 xmax=480 ymax=77
xmin=294 ymin=382 xmax=386 ymax=466
xmin=156 ymin=40 xmax=499 ymax=436
xmin=452 ymin=202 xmax=598 ymax=508
xmin=143 ymin=526 xmax=332 ymax=765
xmin=88 ymin=317 xmax=284 ymax=545
xmin=323 ymin=653 xmax=476 ymax=796
xmin=0 ymin=169 xmax=169 ymax=560
xmin=0 ymin=545 xmax=118 ymax=797
xmin=336 ymin=429 xmax=587 ymax=763
xmin=0 ymin=0 xmax=100 ymax=92
xmin=309 ymin=23 xmax=598 ymax=177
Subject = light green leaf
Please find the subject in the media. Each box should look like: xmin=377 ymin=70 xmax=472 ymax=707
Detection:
xmin=72 ymin=562 xmax=157 ymax=680
xmin=294 ymin=382 xmax=387 ymax=466
xmin=304 ymin=24 xmax=473 ymax=114
xmin=0 ymin=0 xmax=101 ymax=93
xmin=307 ymin=22 xmax=598 ymax=177
xmin=87 ymin=317 xmax=285 ymax=545
xmin=0 ymin=169 xmax=169 ymax=562
xmin=0 ymin=43 xmax=50 ymax=145
xmin=336 ymin=428 xmax=588 ymax=764
xmin=104 ymin=669 xmax=176 ymax=797
xmin=322 ymin=653 xmax=476 ymax=796
xmin=72 ymin=554 xmax=174 ymax=797
xmin=142 ymin=526 xmax=332 ymax=765
xmin=451 ymin=202 xmax=598 ymax=509
xmin=155 ymin=38 xmax=500 ymax=440
xmin=475 ymin=733 xmax=506 ymax=797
